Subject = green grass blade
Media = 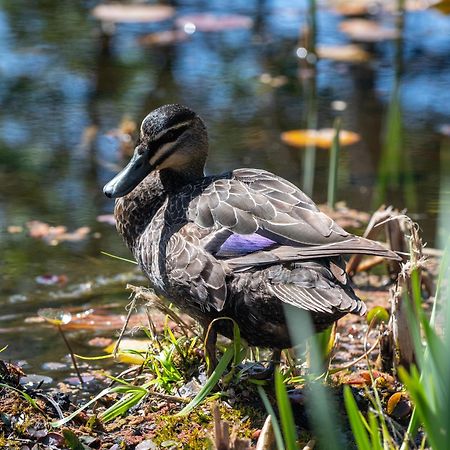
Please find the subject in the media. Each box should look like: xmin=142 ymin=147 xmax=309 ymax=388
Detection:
xmin=275 ymin=369 xmax=298 ymax=450
xmin=74 ymin=354 xmax=114 ymax=361
xmin=62 ymin=428 xmax=86 ymax=450
xmin=327 ymin=117 xmax=341 ymax=209
xmin=343 ymin=386 xmax=372 ymax=450
xmin=257 ymin=386 xmax=286 ymax=450
xmin=176 ymin=345 xmax=234 ymax=416
xmin=51 ymin=386 xmax=114 ymax=427
xmin=368 ymin=412 xmax=382 ymax=450
xmin=101 ymin=388 xmax=147 ymax=422
xmin=100 ymin=251 xmax=137 ymax=264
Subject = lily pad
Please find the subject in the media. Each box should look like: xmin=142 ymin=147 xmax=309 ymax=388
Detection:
xmin=317 ymin=44 xmax=371 ymax=63
xmin=281 ymin=128 xmax=360 ymax=149
xmin=92 ymin=4 xmax=175 ymax=23
xmin=175 ymin=14 xmax=253 ymax=33
xmin=340 ymin=19 xmax=399 ymax=42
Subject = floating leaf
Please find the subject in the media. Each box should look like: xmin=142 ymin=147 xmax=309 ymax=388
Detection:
xmin=61 ymin=310 xmax=146 ymax=331
xmin=26 ymin=220 xmax=90 ymax=245
xmin=340 ymin=19 xmax=399 ymax=42
xmin=281 ymin=129 xmax=360 ymax=149
xmin=88 ymin=337 xmax=113 ymax=348
xmin=7 ymin=225 xmax=23 ymax=234
xmin=175 ymin=14 xmax=253 ymax=33
xmin=92 ymin=4 xmax=175 ymax=23
xmin=139 ymin=30 xmax=188 ymax=46
xmin=38 ymin=308 xmax=72 ymax=326
xmin=105 ymin=338 xmax=150 ymax=365
xmin=317 ymin=44 xmax=371 ymax=63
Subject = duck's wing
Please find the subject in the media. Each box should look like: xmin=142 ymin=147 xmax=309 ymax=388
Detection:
xmin=266 ymin=259 xmax=366 ymax=316
xmin=164 ymin=224 xmax=227 ymax=312
xmin=188 ymin=168 xmax=399 ymax=264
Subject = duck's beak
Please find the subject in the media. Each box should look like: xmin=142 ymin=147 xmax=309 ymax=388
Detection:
xmin=103 ymin=152 xmax=153 ymax=198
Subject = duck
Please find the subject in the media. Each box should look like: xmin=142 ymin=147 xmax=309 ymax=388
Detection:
xmin=103 ymin=104 xmax=400 ymax=368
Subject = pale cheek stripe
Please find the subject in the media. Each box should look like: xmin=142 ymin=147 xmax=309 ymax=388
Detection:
xmin=149 ymin=142 xmax=175 ymax=166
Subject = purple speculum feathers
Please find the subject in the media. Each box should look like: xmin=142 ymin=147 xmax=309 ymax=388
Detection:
xmin=215 ymin=233 xmax=276 ymax=257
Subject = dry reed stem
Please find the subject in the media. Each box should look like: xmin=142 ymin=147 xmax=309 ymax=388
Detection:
xmin=346 ymin=205 xmax=404 ymax=276
xmin=255 ymin=415 xmax=275 ymax=450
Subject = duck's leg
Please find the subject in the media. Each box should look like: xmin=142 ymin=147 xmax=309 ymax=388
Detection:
xmin=239 ymin=349 xmax=281 ymax=380
xmin=204 ymin=324 xmax=218 ymax=375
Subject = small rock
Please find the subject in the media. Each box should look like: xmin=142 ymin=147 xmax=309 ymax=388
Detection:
xmin=136 ymin=440 xmax=158 ymax=450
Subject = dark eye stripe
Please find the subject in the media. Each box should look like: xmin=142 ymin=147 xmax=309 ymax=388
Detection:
xmin=150 ymin=124 xmax=190 ymax=166
xmin=151 ymin=124 xmax=189 ymax=150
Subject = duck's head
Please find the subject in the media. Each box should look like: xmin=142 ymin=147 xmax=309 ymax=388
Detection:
xmin=103 ymin=104 xmax=208 ymax=198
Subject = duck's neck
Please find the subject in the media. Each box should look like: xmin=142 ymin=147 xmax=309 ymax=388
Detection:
xmin=159 ymin=166 xmax=204 ymax=192
xmin=114 ymin=172 xmax=166 ymax=252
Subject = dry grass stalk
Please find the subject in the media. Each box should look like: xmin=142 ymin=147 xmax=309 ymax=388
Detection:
xmin=389 ymin=219 xmax=427 ymax=371
xmin=126 ymin=284 xmax=193 ymax=332
xmin=302 ymin=440 xmax=316 ymax=450
xmin=255 ymin=415 xmax=275 ymax=450
xmin=212 ymin=404 xmax=252 ymax=450
xmin=346 ymin=205 xmax=404 ymax=276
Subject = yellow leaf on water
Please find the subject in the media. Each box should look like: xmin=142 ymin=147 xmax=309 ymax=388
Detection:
xmin=317 ymin=44 xmax=371 ymax=63
xmin=105 ymin=338 xmax=150 ymax=365
xmin=281 ymin=129 xmax=360 ymax=149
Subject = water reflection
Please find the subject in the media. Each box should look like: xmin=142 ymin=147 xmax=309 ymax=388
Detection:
xmin=0 ymin=0 xmax=449 ymax=373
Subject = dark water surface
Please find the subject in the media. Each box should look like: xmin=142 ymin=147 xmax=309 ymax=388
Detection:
xmin=0 ymin=0 xmax=449 ymax=378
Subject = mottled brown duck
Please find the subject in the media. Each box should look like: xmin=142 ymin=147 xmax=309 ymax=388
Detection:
xmin=103 ymin=104 xmax=400 ymax=368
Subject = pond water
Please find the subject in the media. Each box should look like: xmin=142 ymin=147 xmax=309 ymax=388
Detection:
xmin=0 ymin=0 xmax=449 ymax=380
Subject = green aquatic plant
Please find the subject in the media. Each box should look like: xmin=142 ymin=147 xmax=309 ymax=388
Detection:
xmin=327 ymin=117 xmax=341 ymax=209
